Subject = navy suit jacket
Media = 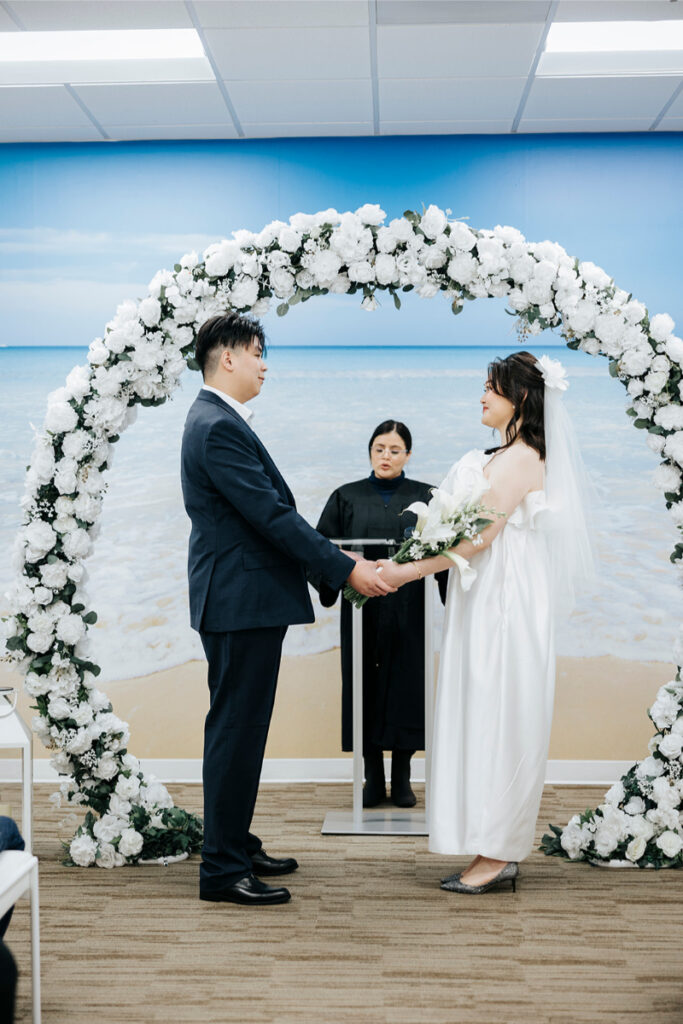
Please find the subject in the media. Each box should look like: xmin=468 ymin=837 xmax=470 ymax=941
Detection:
xmin=181 ymin=389 xmax=354 ymax=632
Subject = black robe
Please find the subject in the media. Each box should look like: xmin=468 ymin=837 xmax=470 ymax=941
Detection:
xmin=315 ymin=476 xmax=447 ymax=753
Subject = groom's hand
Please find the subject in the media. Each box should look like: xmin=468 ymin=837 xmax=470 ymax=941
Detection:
xmin=348 ymin=559 xmax=397 ymax=597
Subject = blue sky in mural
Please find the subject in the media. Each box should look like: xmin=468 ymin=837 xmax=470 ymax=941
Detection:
xmin=0 ymin=132 xmax=680 ymax=347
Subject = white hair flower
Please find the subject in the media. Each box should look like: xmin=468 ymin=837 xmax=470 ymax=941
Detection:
xmin=535 ymin=354 xmax=569 ymax=392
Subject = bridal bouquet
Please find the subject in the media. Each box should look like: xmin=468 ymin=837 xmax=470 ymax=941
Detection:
xmin=343 ymin=483 xmax=497 ymax=609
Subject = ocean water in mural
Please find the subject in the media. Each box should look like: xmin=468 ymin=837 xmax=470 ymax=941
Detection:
xmin=0 ymin=344 xmax=678 ymax=681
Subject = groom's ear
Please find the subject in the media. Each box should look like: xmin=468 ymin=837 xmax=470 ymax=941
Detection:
xmin=219 ymin=346 xmax=234 ymax=372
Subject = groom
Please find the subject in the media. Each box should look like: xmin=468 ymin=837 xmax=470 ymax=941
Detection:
xmin=181 ymin=313 xmax=394 ymax=906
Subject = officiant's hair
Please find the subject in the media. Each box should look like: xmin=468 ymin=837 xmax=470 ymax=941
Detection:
xmin=368 ymin=420 xmax=412 ymax=454
xmin=195 ymin=313 xmax=267 ymax=378
xmin=485 ymin=351 xmax=546 ymax=460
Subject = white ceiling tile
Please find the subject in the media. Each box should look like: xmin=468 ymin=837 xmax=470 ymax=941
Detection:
xmin=0 ymin=124 xmax=101 ymax=141
xmin=228 ymin=78 xmax=372 ymax=122
xmin=555 ymin=1 xmax=683 ymax=22
xmin=205 ymin=26 xmax=371 ymax=79
xmin=7 ymin=1 xmax=192 ymax=30
xmin=0 ymin=57 xmax=214 ymax=86
xmin=377 ymin=22 xmax=544 ymax=78
xmin=380 ymin=77 xmax=525 ymax=120
xmin=242 ymin=121 xmax=372 ymax=137
xmin=75 ymin=82 xmax=231 ymax=127
xmin=664 ymin=86 xmax=683 ymax=118
xmin=378 ymin=2 xmax=552 ymax=25
xmin=524 ymin=75 xmax=681 ymax=119
xmin=519 ymin=117 xmax=655 ymax=132
xmin=538 ymin=51 xmax=683 ymax=77
xmin=194 ymin=1 xmax=368 ymax=28
xmin=656 ymin=118 xmax=683 ymax=132
xmin=105 ymin=123 xmax=240 ymax=141
xmin=380 ymin=119 xmax=513 ymax=134
xmin=0 ymin=84 xmax=93 ymax=127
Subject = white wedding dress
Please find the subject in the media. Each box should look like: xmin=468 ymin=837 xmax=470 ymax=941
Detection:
xmin=428 ymin=449 xmax=555 ymax=862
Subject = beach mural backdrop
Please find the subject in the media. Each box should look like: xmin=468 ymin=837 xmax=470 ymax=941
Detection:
xmin=1 ymin=134 xmax=681 ymax=758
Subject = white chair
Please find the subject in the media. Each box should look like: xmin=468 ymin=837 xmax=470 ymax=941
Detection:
xmin=0 ymin=850 xmax=41 ymax=1024
xmin=0 ymin=709 xmax=32 ymax=852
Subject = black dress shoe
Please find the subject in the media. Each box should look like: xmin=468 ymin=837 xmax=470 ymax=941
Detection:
xmin=200 ymin=873 xmax=291 ymax=906
xmin=363 ymin=748 xmax=386 ymax=807
xmin=391 ymin=749 xmax=417 ymax=808
xmin=251 ymin=849 xmax=299 ymax=876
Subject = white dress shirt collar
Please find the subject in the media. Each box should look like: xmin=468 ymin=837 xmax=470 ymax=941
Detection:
xmin=202 ymin=384 xmax=254 ymax=426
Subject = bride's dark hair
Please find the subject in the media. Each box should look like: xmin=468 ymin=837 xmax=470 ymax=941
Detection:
xmin=484 ymin=350 xmax=546 ymax=460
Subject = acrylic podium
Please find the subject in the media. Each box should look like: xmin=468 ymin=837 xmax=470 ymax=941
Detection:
xmin=321 ymin=539 xmax=436 ymax=837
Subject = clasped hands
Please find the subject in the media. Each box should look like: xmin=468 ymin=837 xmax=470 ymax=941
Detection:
xmin=342 ymin=550 xmax=415 ymax=598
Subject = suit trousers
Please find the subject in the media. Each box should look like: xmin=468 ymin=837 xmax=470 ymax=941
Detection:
xmin=199 ymin=625 xmax=287 ymax=890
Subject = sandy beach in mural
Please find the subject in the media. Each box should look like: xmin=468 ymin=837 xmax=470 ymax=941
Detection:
xmin=0 ymin=653 xmax=674 ymax=764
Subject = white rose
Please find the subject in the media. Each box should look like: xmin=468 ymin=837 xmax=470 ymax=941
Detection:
xmin=447 ymin=253 xmax=476 ymax=285
xmin=420 ymin=204 xmax=447 ymax=239
xmin=665 ymin=335 xmax=683 ymax=365
xmin=115 ymin=774 xmax=141 ymax=800
xmin=347 ymin=260 xmax=375 ymax=284
xmin=24 ymin=520 xmax=57 ymax=560
xmin=62 ymin=528 xmax=91 ymax=560
xmin=140 ymin=781 xmax=173 ymax=810
xmin=71 ymin=702 xmax=93 ymax=727
xmin=566 ymin=302 xmax=597 ymax=335
xmin=118 ymin=828 xmax=144 ymax=858
xmin=70 ymin=832 xmax=98 ymax=867
xmin=578 ymin=261 xmax=611 ymax=290
xmin=31 ymin=442 xmax=56 ymax=484
xmin=65 ymin=727 xmax=92 ymax=755
xmin=650 ymin=313 xmax=675 ymax=342
xmin=72 ymin=493 xmax=100 ymax=523
xmin=643 ymin=369 xmax=668 ymax=395
xmin=361 ymin=295 xmax=378 ymax=312
xmin=625 ymin=835 xmax=647 ymax=862
xmin=87 ymin=340 xmax=110 ymax=367
xmin=604 ymin=781 xmax=625 ymax=806
xmin=328 ymin=274 xmax=351 ymax=294
xmin=664 ymin=433 xmax=683 ymax=467
xmin=108 ymin=793 xmax=132 ymax=818
xmin=138 ymin=296 xmax=162 ymax=327
xmin=204 ymin=240 xmax=240 ymax=277
xmin=447 ymin=221 xmax=476 ymax=252
xmin=656 ymin=830 xmax=683 ymax=858
xmin=624 ymin=796 xmax=645 ymax=816
xmin=54 ymin=460 xmax=78 ymax=495
xmin=593 ymin=822 xmax=619 ymax=857
xmin=658 ymin=733 xmax=683 ymax=759
xmin=636 ymin=755 xmax=665 ymax=779
xmin=307 ymin=250 xmax=342 ymax=286
xmin=61 ymin=430 xmax=90 ymax=461
xmin=88 ymin=689 xmax=110 ymax=713
xmin=84 ymin=396 xmax=129 ymax=434
xmin=26 ymin=610 xmax=53 ymax=634
xmin=47 ymin=696 xmax=72 ymax=720
xmin=278 ymin=226 xmax=302 ymax=253
xmin=26 ymin=631 xmax=53 ymax=654
xmin=622 ymin=300 xmax=647 ymax=325
xmin=94 ymin=753 xmax=119 ymax=780
xmin=230 ymin=277 xmax=259 ymax=310
xmin=96 ymin=843 xmax=117 ymax=869
xmin=64 ymin=365 xmax=92 ymax=402
xmin=270 ymin=267 xmax=295 ymax=299
xmin=24 ymin=672 xmax=52 ymax=697
xmin=93 ymin=813 xmax=128 ymax=843
xmin=653 ymin=463 xmax=682 ymax=494
xmin=560 ymin=822 xmax=586 ymax=859
xmin=295 ymin=269 xmax=315 ymax=290
xmin=354 ymin=203 xmax=385 ymax=226
xmin=620 ymin=345 xmax=653 ymax=377
xmin=654 ymin=406 xmax=683 ymax=431
xmin=376 ymin=226 xmax=399 ymax=253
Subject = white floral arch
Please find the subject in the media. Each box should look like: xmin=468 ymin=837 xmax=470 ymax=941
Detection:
xmin=3 ymin=204 xmax=683 ymax=868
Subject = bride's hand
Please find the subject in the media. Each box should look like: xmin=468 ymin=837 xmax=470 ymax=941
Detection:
xmin=375 ymin=560 xmax=414 ymax=589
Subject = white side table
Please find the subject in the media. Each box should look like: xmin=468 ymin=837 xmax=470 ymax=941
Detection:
xmin=0 ymin=709 xmax=33 ymax=852
xmin=0 ymin=850 xmax=41 ymax=1024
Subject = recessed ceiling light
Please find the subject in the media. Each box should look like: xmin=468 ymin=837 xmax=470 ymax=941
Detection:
xmin=546 ymin=20 xmax=683 ymax=53
xmin=0 ymin=29 xmax=205 ymax=62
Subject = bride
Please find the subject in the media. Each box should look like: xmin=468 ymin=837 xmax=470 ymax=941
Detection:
xmin=377 ymin=350 xmax=593 ymax=894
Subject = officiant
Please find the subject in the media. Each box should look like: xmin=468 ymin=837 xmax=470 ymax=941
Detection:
xmin=315 ymin=420 xmax=447 ymax=809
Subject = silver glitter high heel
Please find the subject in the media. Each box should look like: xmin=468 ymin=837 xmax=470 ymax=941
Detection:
xmin=440 ymin=861 xmax=519 ymax=894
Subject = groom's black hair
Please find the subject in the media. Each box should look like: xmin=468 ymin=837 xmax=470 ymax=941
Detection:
xmin=195 ymin=313 xmax=266 ymax=378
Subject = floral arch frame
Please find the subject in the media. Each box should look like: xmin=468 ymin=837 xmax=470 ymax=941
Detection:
xmin=3 ymin=203 xmax=683 ymax=868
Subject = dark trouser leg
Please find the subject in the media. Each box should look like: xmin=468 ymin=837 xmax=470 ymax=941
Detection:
xmin=0 ymin=818 xmax=24 ymax=938
xmin=391 ymin=749 xmax=417 ymax=808
xmin=199 ymin=626 xmax=286 ymax=892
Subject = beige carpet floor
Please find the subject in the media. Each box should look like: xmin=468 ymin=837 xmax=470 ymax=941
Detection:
xmin=4 ymin=782 xmax=683 ymax=1024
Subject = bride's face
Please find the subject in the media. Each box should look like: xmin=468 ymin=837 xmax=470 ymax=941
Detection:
xmin=480 ymin=380 xmax=515 ymax=433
